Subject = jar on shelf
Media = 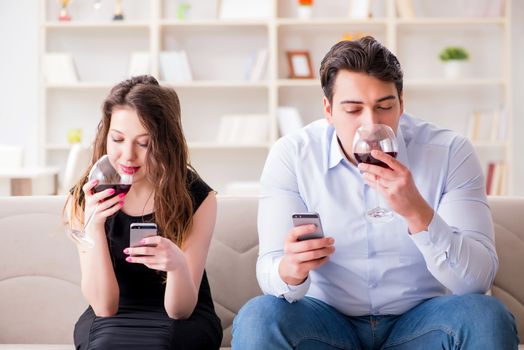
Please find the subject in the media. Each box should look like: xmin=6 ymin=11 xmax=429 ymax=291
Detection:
xmin=297 ymin=0 xmax=313 ymax=20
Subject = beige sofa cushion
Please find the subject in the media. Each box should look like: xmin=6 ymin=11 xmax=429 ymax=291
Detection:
xmin=490 ymin=196 xmax=524 ymax=340
xmin=0 ymin=196 xmax=84 ymax=345
xmin=0 ymin=195 xmax=522 ymax=349
xmin=207 ymin=196 xmax=261 ymax=347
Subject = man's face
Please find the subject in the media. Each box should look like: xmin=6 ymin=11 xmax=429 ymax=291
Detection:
xmin=323 ymin=70 xmax=403 ymax=161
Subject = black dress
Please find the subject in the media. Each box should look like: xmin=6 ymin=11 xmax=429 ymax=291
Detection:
xmin=74 ymin=174 xmax=222 ymax=350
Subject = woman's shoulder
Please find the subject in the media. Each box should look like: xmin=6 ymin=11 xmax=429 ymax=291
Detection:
xmin=187 ymin=169 xmax=214 ymax=212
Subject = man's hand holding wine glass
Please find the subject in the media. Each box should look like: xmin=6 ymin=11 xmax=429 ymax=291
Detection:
xmin=357 ymin=149 xmax=434 ymax=233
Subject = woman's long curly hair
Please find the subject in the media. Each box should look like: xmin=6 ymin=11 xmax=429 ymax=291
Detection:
xmin=67 ymin=75 xmax=194 ymax=247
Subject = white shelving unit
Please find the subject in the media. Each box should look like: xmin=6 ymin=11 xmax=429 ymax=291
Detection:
xmin=40 ymin=0 xmax=512 ymax=194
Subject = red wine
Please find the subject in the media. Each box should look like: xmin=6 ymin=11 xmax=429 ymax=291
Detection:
xmin=93 ymin=184 xmax=131 ymax=198
xmin=354 ymin=151 xmax=397 ymax=168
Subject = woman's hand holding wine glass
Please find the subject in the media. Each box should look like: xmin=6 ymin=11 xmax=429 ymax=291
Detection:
xmin=70 ymin=155 xmax=132 ymax=247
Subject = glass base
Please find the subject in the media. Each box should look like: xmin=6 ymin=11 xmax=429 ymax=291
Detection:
xmin=70 ymin=229 xmax=95 ymax=248
xmin=366 ymin=207 xmax=395 ymax=223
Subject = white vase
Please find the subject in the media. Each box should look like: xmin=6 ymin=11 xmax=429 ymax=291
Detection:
xmin=297 ymin=6 xmax=312 ymax=20
xmin=443 ymin=60 xmax=467 ymax=80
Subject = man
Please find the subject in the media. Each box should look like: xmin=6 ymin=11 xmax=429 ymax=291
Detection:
xmin=232 ymin=37 xmax=518 ymax=349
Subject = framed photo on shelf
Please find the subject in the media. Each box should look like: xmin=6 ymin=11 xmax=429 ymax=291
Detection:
xmin=286 ymin=51 xmax=314 ymax=79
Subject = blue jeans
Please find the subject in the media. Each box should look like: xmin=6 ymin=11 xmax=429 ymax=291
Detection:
xmin=232 ymin=294 xmax=518 ymax=349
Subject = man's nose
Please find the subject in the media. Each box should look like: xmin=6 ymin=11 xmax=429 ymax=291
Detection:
xmin=361 ymin=109 xmax=380 ymax=125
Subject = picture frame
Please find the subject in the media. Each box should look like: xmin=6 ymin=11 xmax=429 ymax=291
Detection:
xmin=286 ymin=51 xmax=314 ymax=79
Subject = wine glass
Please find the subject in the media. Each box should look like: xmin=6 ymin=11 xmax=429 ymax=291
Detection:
xmin=69 ymin=155 xmax=132 ymax=247
xmin=352 ymin=124 xmax=398 ymax=223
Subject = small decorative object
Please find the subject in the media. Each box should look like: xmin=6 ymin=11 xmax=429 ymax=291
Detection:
xmin=439 ymin=46 xmax=470 ymax=79
xmin=348 ymin=0 xmax=371 ymax=19
xmin=286 ymin=51 xmax=314 ymax=79
xmin=58 ymin=0 xmax=72 ymax=21
xmin=67 ymin=129 xmax=82 ymax=144
xmin=177 ymin=2 xmax=191 ymax=20
xmin=113 ymin=0 xmax=124 ymax=20
xmin=297 ymin=0 xmax=313 ymax=20
xmin=340 ymin=32 xmax=366 ymax=42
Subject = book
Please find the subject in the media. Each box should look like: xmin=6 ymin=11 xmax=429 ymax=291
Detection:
xmin=395 ymin=0 xmax=415 ymax=18
xmin=218 ymin=0 xmax=270 ymax=20
xmin=159 ymin=51 xmax=193 ymax=83
xmin=248 ymin=49 xmax=268 ymax=82
xmin=128 ymin=51 xmax=151 ymax=77
xmin=277 ymin=107 xmax=304 ymax=136
xmin=466 ymin=109 xmax=499 ymax=142
xmin=485 ymin=162 xmax=495 ymax=195
xmin=487 ymin=162 xmax=506 ymax=195
xmin=43 ymin=53 xmax=78 ymax=84
xmin=216 ymin=114 xmax=268 ymax=144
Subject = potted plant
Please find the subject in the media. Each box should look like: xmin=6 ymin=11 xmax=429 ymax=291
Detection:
xmin=438 ymin=46 xmax=470 ymax=79
xmin=297 ymin=0 xmax=313 ymax=20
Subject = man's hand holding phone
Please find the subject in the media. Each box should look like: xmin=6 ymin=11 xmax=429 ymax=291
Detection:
xmin=278 ymin=214 xmax=335 ymax=286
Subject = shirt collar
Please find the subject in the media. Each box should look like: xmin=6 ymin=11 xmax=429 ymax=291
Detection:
xmin=328 ymin=128 xmax=345 ymax=169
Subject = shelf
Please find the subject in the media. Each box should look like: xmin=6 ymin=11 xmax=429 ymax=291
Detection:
xmin=404 ymin=79 xmax=505 ymax=88
xmin=46 ymin=143 xmax=272 ymax=152
xmin=277 ymin=18 xmax=388 ymax=26
xmin=276 ymin=79 xmax=504 ymax=89
xmin=162 ymin=81 xmax=270 ymax=89
xmin=189 ymin=143 xmax=270 ymax=150
xmin=472 ymin=141 xmax=507 ymax=149
xmin=43 ymin=21 xmax=150 ymax=29
xmin=160 ymin=20 xmax=268 ymax=28
xmin=395 ymin=18 xmax=506 ymax=26
xmin=278 ymin=79 xmax=320 ymax=87
xmin=45 ymin=82 xmax=114 ymax=89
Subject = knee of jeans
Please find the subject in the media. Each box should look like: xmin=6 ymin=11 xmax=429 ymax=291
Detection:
xmin=233 ymin=295 xmax=281 ymax=332
xmin=449 ymin=294 xmax=515 ymax=327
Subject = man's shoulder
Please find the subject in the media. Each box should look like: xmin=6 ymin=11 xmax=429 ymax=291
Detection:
xmin=401 ymin=114 xmax=468 ymax=149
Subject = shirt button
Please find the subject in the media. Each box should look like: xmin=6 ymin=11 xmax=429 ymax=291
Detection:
xmin=369 ymin=251 xmax=376 ymax=257
xmin=369 ymin=282 xmax=378 ymax=288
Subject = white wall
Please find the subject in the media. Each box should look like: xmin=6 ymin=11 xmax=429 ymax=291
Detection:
xmin=0 ymin=1 xmax=523 ymax=194
xmin=0 ymin=1 xmax=39 ymax=166
xmin=511 ymin=3 xmax=524 ymax=195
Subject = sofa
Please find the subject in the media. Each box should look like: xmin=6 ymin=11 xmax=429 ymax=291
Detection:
xmin=0 ymin=195 xmax=522 ymax=349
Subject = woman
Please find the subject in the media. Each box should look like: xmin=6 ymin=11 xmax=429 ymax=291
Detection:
xmin=65 ymin=75 xmax=222 ymax=349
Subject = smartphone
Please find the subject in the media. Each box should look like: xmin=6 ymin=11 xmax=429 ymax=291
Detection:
xmin=292 ymin=212 xmax=324 ymax=241
xmin=129 ymin=223 xmax=158 ymax=248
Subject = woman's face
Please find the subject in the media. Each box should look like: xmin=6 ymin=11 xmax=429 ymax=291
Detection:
xmin=106 ymin=105 xmax=151 ymax=185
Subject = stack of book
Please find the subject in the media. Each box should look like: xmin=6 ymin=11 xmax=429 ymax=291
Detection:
xmin=485 ymin=162 xmax=506 ymax=196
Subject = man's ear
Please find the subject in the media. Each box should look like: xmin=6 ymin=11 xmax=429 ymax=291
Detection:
xmin=323 ymin=96 xmax=333 ymax=124
xmin=399 ymin=91 xmax=404 ymax=115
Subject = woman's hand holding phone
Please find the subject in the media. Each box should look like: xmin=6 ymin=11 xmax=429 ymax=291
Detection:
xmin=278 ymin=221 xmax=335 ymax=286
xmin=124 ymin=235 xmax=187 ymax=272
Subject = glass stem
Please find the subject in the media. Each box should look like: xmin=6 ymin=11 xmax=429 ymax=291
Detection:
xmin=83 ymin=203 xmax=99 ymax=232
xmin=375 ymin=176 xmax=380 ymax=209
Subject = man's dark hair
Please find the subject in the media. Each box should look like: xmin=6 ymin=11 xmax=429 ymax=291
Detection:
xmin=319 ymin=36 xmax=403 ymax=103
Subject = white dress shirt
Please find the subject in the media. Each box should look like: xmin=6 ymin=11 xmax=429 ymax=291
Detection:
xmin=256 ymin=114 xmax=497 ymax=316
